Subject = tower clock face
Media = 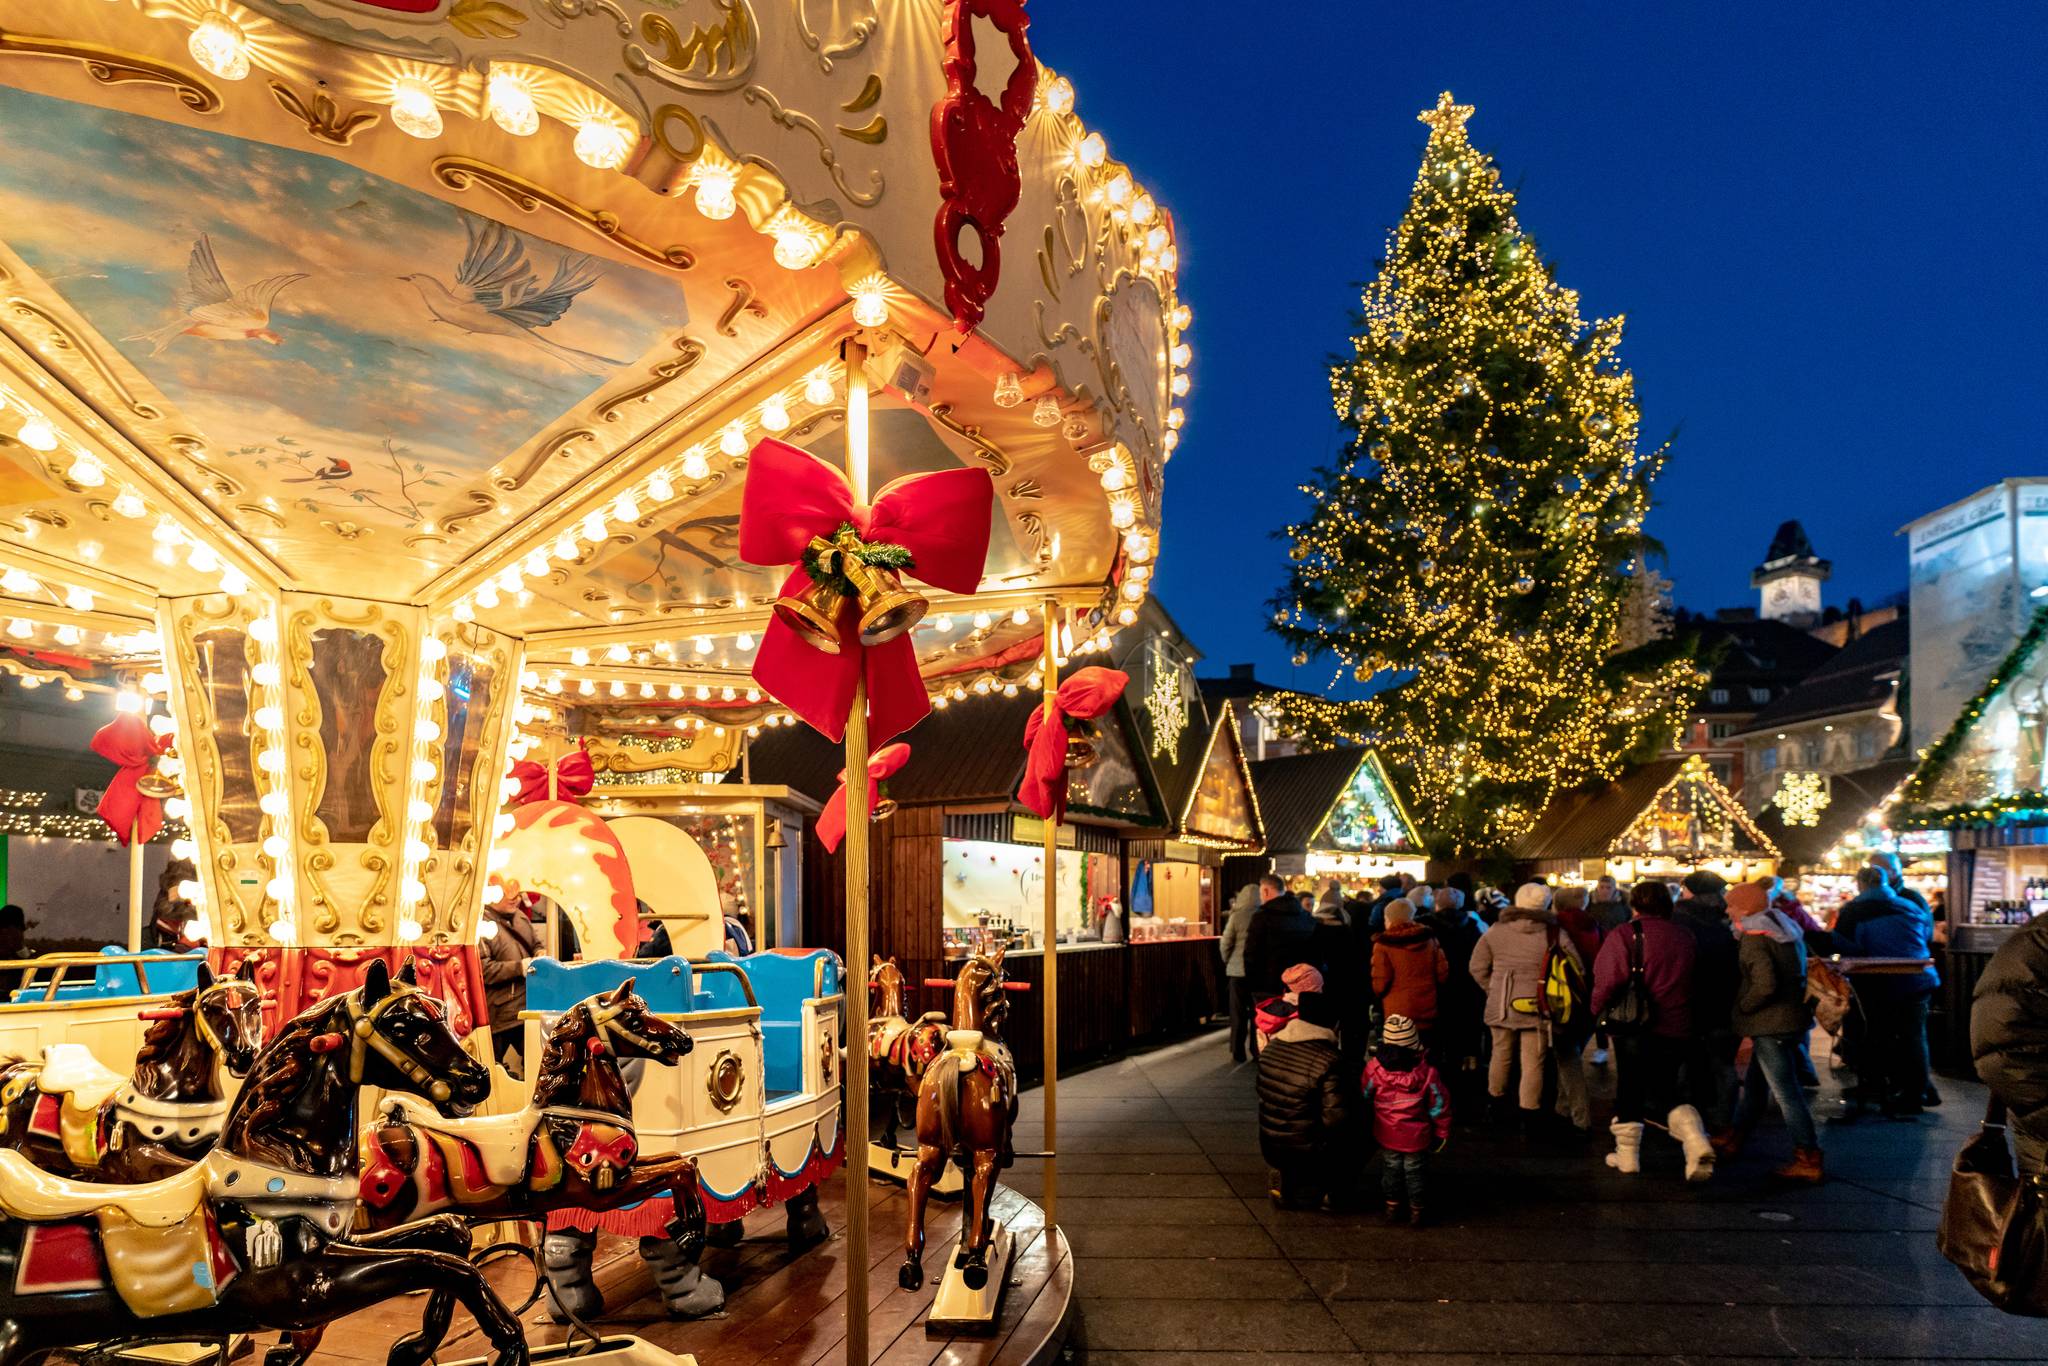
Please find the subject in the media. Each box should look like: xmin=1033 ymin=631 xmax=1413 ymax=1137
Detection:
xmin=1763 ymin=574 xmax=1821 ymax=619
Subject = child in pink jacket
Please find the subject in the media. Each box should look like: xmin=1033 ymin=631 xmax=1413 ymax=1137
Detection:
xmin=1362 ymin=1014 xmax=1453 ymax=1225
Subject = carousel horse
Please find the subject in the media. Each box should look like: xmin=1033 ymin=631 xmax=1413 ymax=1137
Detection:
xmin=0 ymin=958 xmax=521 ymax=1366
xmin=899 ymin=946 xmax=1019 ymax=1293
xmin=357 ymin=979 xmax=720 ymax=1318
xmin=0 ymin=960 xmax=264 ymax=1183
xmin=866 ymin=955 xmax=947 ymax=1151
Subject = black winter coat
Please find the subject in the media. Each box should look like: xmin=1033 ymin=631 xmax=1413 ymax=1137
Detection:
xmin=1974 ymin=916 xmax=2048 ymax=1154
xmin=1675 ymin=900 xmax=1739 ymax=1038
xmin=1256 ymin=1030 xmax=1348 ymax=1166
xmin=1244 ymin=897 xmax=1318 ymax=996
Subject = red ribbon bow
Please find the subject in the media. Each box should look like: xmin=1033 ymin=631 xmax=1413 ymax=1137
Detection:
xmin=740 ymin=439 xmax=994 ymax=745
xmin=90 ymin=714 xmax=170 ymax=846
xmin=510 ymin=747 xmax=595 ymax=807
xmin=1016 ymin=667 xmax=1129 ymax=821
xmin=817 ymin=742 xmax=912 ymax=854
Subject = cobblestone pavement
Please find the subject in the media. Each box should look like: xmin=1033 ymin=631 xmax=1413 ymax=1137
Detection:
xmin=1005 ymin=1030 xmax=2048 ymax=1365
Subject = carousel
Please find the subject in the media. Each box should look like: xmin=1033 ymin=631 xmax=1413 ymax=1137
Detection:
xmin=0 ymin=0 xmax=1184 ymax=1361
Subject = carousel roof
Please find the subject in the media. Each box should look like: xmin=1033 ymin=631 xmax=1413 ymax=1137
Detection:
xmin=0 ymin=0 xmax=1186 ymax=725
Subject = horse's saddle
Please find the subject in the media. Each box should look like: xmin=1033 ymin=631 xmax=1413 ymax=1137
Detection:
xmin=29 ymin=1044 xmax=126 ymax=1167
xmin=0 ymin=1145 xmax=209 ymax=1225
xmin=379 ymin=1095 xmax=543 ymax=1190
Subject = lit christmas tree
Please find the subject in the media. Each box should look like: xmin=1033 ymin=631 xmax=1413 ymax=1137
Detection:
xmin=1269 ymin=92 xmax=1704 ymax=855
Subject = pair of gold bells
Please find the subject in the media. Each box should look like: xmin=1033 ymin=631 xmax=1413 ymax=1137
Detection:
xmin=773 ymin=530 xmax=927 ymax=656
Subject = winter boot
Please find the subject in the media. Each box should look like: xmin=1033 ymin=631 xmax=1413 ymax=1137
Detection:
xmin=1667 ymin=1104 xmax=1716 ymax=1182
xmin=1383 ymin=1200 xmax=1404 ymax=1224
xmin=1408 ymin=1204 xmax=1426 ymax=1228
xmin=1773 ymin=1146 xmax=1825 ymax=1184
xmin=1710 ymin=1125 xmax=1749 ymax=1160
xmin=1519 ymin=1107 xmax=1547 ymax=1143
xmin=1603 ymin=1120 xmax=1643 ymax=1174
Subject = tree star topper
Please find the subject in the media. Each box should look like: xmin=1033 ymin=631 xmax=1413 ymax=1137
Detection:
xmin=1418 ymin=91 xmax=1474 ymax=137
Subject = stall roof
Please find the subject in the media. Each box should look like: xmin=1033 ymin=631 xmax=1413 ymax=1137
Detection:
xmin=1516 ymin=755 xmax=1778 ymax=864
xmin=1752 ymin=756 xmax=1918 ymax=869
xmin=1176 ymin=703 xmax=1265 ymax=852
xmin=1249 ymin=747 xmax=1420 ymax=856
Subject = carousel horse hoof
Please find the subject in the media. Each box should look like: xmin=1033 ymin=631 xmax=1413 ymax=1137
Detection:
xmin=961 ymin=1253 xmax=989 ymax=1291
xmin=898 ymin=1256 xmax=924 ymax=1291
xmin=540 ymin=1227 xmax=603 ymax=1325
xmin=639 ymin=1233 xmax=726 ymax=1318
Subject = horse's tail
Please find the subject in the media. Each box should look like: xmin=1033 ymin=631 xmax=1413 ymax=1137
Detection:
xmin=931 ymin=1052 xmax=965 ymax=1156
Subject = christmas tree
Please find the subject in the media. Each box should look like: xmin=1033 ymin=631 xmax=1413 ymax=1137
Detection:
xmin=1269 ymin=92 xmax=1704 ymax=855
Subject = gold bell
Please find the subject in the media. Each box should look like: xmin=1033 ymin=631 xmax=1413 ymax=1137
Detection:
xmin=1064 ymin=724 xmax=1100 ymax=770
xmin=871 ymin=797 xmax=899 ymax=823
xmin=773 ymin=578 xmax=847 ymax=655
xmin=839 ymin=553 xmax=926 ymax=647
xmin=136 ymin=754 xmax=183 ymax=801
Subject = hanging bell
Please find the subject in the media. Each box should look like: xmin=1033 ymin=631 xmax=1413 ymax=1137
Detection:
xmin=871 ymin=796 xmax=899 ymax=823
xmin=135 ymin=752 xmax=183 ymax=801
xmin=773 ymin=578 xmax=847 ymax=655
xmin=1064 ymin=720 xmax=1101 ymax=769
xmin=836 ymin=542 xmax=927 ymax=646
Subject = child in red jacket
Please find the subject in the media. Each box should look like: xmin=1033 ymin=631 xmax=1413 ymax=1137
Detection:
xmin=1362 ymin=1014 xmax=1453 ymax=1225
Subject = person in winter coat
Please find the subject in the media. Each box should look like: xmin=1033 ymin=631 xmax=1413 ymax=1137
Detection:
xmin=1421 ymin=887 xmax=1486 ymax=1101
xmin=1549 ymin=886 xmax=1601 ymax=1135
xmin=1470 ymin=882 xmax=1584 ymax=1135
xmin=1835 ymin=865 xmax=1939 ymax=1116
xmin=1244 ymin=874 xmax=1319 ymax=999
xmin=1588 ymin=875 xmax=1631 ymax=937
xmin=1717 ymin=881 xmax=1823 ymax=1182
xmin=481 ymin=894 xmax=543 ymax=1074
xmin=1218 ymin=884 xmax=1259 ymax=1062
xmin=1675 ymin=870 xmax=1741 ymax=1130
xmin=1256 ymin=990 xmax=1351 ymax=1208
xmin=1372 ymin=900 xmax=1451 ymax=1031
xmin=1363 ymin=1013 xmax=1452 ymax=1225
xmin=1315 ymin=881 xmax=1350 ymax=925
xmin=1973 ymin=911 xmax=2048 ymax=1175
xmin=1590 ymin=880 xmax=1714 ymax=1181
xmin=1313 ymin=893 xmax=1369 ymax=1069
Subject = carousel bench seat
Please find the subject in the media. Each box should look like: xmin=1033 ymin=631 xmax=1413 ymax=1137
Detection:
xmin=15 ymin=947 xmax=203 ymax=1002
xmin=702 ymin=950 xmax=841 ymax=1096
xmin=525 ymin=956 xmax=694 ymax=1015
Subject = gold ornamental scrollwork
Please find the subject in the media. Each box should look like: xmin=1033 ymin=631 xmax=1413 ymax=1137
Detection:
xmin=796 ymin=0 xmax=876 ymax=73
xmin=267 ymin=81 xmax=381 ymax=146
xmin=495 ymin=427 xmax=597 ymax=491
xmin=167 ymin=598 xmax=250 ymax=939
xmin=0 ymin=28 xmax=221 ymax=114
xmin=431 ymin=157 xmax=697 ymax=274
xmin=926 ymin=404 xmax=1011 ymax=477
xmin=706 ymin=1049 xmax=745 ymax=1112
xmin=4 ymin=299 xmax=165 ymax=421
xmin=714 ymin=278 xmax=765 ymax=339
xmin=597 ymin=337 xmax=706 ymax=422
xmin=737 ymin=83 xmax=883 ymax=207
xmin=630 ymin=3 xmax=757 ymax=93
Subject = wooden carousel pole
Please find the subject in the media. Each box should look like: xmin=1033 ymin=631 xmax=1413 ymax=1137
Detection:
xmin=1038 ymin=597 xmax=1060 ymax=1234
xmin=125 ymin=816 xmax=143 ymax=952
xmin=842 ymin=338 xmax=873 ymax=1366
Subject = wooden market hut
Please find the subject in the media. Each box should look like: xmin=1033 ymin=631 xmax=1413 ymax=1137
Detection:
xmin=744 ymin=689 xmax=1177 ymax=1082
xmin=1233 ymin=748 xmax=1428 ymax=898
xmin=1515 ymin=754 xmax=1780 ymax=886
xmin=1750 ymin=756 xmax=1928 ymax=915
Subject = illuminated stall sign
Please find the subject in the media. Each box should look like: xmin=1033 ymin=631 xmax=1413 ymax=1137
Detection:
xmin=1313 ymin=752 xmax=1420 ymax=856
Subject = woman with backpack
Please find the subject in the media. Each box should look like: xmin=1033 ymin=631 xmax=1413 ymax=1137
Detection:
xmin=1712 ymin=881 xmax=1823 ymax=1182
xmin=1590 ymin=880 xmax=1713 ymax=1180
xmin=1471 ymin=883 xmax=1584 ymax=1138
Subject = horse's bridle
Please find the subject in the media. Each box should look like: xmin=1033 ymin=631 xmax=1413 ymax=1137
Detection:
xmin=191 ymin=979 xmax=259 ymax=1057
xmin=584 ymin=994 xmax=672 ymax=1056
xmin=345 ymin=983 xmax=456 ymax=1104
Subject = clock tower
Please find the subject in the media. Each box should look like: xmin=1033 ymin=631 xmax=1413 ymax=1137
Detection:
xmin=1752 ymin=520 xmax=1831 ymax=627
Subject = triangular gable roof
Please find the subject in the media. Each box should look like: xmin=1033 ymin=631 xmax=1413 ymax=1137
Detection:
xmin=1309 ymin=750 xmax=1422 ymax=856
xmin=1753 ymin=756 xmax=1918 ymax=869
xmin=1249 ymin=748 xmax=1421 ymax=856
xmin=1517 ymin=755 xmax=1778 ymax=862
xmin=1176 ymin=701 xmax=1265 ymax=852
xmin=1898 ymin=606 xmax=2048 ymax=827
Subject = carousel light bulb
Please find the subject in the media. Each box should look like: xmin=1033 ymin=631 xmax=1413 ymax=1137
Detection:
xmin=1120 ymin=579 xmax=1144 ymax=602
xmin=680 ymin=449 xmax=710 ymax=480
xmin=1109 ymin=498 xmax=1138 ymax=529
xmin=14 ymin=414 xmax=57 ymax=452
xmin=607 ymin=680 xmax=625 ymax=697
xmin=1172 ymin=304 xmax=1191 ymax=329
xmin=759 ymin=395 xmax=790 ymax=432
xmin=523 ymin=550 xmax=548 ymax=578
xmin=66 ymin=455 xmax=105 ymax=488
xmin=262 ymin=834 xmax=288 ymax=860
xmin=736 ymin=632 xmax=755 ymax=651
xmin=217 ymin=565 xmax=251 ymax=595
xmin=973 ymin=612 xmax=992 ymax=631
xmin=397 ymin=915 xmax=424 ymax=942
xmin=552 ymin=533 xmax=578 ymax=561
xmin=1032 ymin=394 xmax=1061 ymax=427
xmin=474 ymin=583 xmax=500 ymax=610
xmin=1104 ymin=174 xmax=1131 ymax=207
xmin=498 ymin=777 xmax=519 ymax=800
xmin=170 ymin=837 xmax=197 ymax=860
xmin=452 ymin=600 xmax=475 ymax=623
xmin=545 ymin=674 xmax=563 ymax=694
xmin=477 ymin=915 xmax=499 ymax=938
xmin=183 ymin=918 xmax=209 ymax=942
xmin=1170 ymin=372 xmax=1191 ymax=396
xmin=148 ymin=713 xmax=177 ymax=737
xmin=63 ymin=587 xmax=93 ymax=612
xmin=487 ymin=847 xmax=511 ymax=872
xmin=849 ymin=276 xmax=889 ymax=327
xmin=187 ymin=544 xmax=219 ymax=573
xmin=187 ymin=12 xmax=250 ymax=82
xmin=605 ymin=643 xmax=630 ymax=662
xmin=993 ymin=372 xmax=1023 ymax=408
xmin=115 ymin=691 xmax=146 ymax=715
xmin=495 ymin=566 xmax=522 ymax=593
xmin=404 ymin=838 xmax=431 ymax=863
xmin=408 ymin=798 xmax=433 ymax=823
xmin=252 ymin=661 xmax=282 ymax=691
xmin=1101 ymin=464 xmax=1131 ymax=492
xmin=4 ymin=618 xmax=29 ymax=639
xmin=573 ymin=118 xmax=634 ymax=170
xmin=1010 ymin=607 xmax=1031 ymax=626
xmin=416 ymin=718 xmax=441 ymax=743
xmin=692 ymin=162 xmax=737 ymax=219
xmin=486 ymin=71 xmax=539 ymax=136
xmin=1076 ymin=132 xmax=1106 ymax=168
xmin=1117 ymin=606 xmax=1138 ymax=626
xmin=695 ymin=685 xmax=711 ymax=700
xmin=53 ymin=625 xmax=80 ymax=646
xmin=1043 ymin=76 xmax=1075 ymax=116
xmin=417 ymin=678 xmax=444 ymax=702
xmin=612 ymin=492 xmax=640 ymax=523
xmin=1003 ymin=683 xmax=1019 ymax=698
xmin=569 ymin=647 xmax=590 ymax=667
xmin=268 ymin=918 xmax=297 ymax=945
xmin=412 ymin=758 xmax=436 ymax=783
xmin=163 ymin=796 xmax=190 ymax=820
xmin=647 ymin=471 xmax=674 ymax=502
xmin=259 ymin=791 xmax=287 ymax=817
xmin=388 ymin=78 xmax=442 ymax=139
xmin=719 ymin=421 xmax=747 ymax=456
xmin=176 ymin=879 xmax=204 ymax=903
xmin=803 ymin=369 xmax=835 ymax=406
xmin=0 ymin=570 xmax=34 ymax=594
xmin=1146 ymin=226 xmax=1169 ymax=255
xmin=694 ymin=635 xmax=713 ymax=655
xmin=256 ymin=748 xmax=284 ymax=774
xmin=253 ymin=705 xmax=283 ymax=732
xmin=638 ymin=681 xmax=654 ymax=698
xmin=974 ymin=677 xmax=992 ymax=694
xmin=494 ymin=812 xmax=516 ymax=837
xmin=581 ymin=512 xmax=607 ymax=542
xmin=771 ymin=223 xmax=821 ymax=270
xmin=1132 ymin=193 xmax=1156 ymax=224
xmin=420 ymin=636 xmax=447 ymax=663
xmin=1171 ymin=343 xmax=1191 ymax=367
xmin=663 ymin=683 xmax=682 ymax=700
xmin=1167 ymin=408 xmax=1185 ymax=429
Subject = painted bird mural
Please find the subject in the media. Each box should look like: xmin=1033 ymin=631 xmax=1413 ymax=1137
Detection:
xmin=400 ymin=216 xmax=624 ymax=376
xmin=282 ymin=456 xmax=352 ymax=484
xmin=129 ymin=235 xmax=307 ymax=355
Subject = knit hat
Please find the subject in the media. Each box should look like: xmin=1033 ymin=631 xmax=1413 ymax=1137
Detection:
xmin=1725 ymin=881 xmax=1769 ymax=919
xmin=1383 ymin=898 xmax=1415 ymax=926
xmin=1683 ymin=869 xmax=1727 ymax=897
xmin=1382 ymin=1014 xmax=1421 ymax=1050
xmin=1513 ymin=882 xmax=1552 ymax=911
xmin=1282 ymin=963 xmax=1324 ymax=995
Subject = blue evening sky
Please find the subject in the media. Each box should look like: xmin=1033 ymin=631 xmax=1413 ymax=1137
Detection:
xmin=1031 ymin=1 xmax=2048 ymax=693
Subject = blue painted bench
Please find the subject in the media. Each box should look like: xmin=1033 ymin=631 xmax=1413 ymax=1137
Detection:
xmin=12 ymin=947 xmax=204 ymax=1002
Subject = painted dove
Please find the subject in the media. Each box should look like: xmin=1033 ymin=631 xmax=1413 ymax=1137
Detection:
xmin=400 ymin=216 xmax=623 ymax=376
xmin=129 ymin=235 xmax=306 ymax=355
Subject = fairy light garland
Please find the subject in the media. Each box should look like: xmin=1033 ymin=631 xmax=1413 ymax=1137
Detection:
xmin=1264 ymin=92 xmax=1703 ymax=855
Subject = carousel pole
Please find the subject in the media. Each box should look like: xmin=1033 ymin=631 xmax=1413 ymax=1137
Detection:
xmin=1038 ymin=597 xmax=1060 ymax=1234
xmin=841 ymin=337 xmax=873 ymax=1366
xmin=126 ymin=816 xmax=143 ymax=952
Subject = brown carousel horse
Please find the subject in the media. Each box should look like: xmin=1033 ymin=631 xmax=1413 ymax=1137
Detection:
xmin=0 ymin=960 xmax=264 ymax=1183
xmin=866 ymin=955 xmax=947 ymax=1151
xmin=357 ymin=979 xmax=719 ymax=1318
xmin=900 ymin=946 xmax=1021 ymax=1293
xmin=0 ymin=958 xmax=518 ymax=1366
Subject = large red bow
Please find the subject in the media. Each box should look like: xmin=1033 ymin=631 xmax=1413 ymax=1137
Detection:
xmin=1017 ymin=668 xmax=1129 ymax=821
xmin=511 ymin=748 xmax=595 ymax=807
xmin=817 ymin=743 xmax=911 ymax=854
xmin=740 ymin=439 xmax=994 ymax=745
xmin=90 ymin=714 xmax=170 ymax=846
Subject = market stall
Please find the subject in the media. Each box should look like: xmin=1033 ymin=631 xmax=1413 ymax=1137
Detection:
xmin=0 ymin=0 xmax=1188 ymax=1355
xmin=1751 ymin=757 xmax=1943 ymax=920
xmin=1243 ymin=747 xmax=1427 ymax=893
xmin=1516 ymin=754 xmax=1780 ymax=887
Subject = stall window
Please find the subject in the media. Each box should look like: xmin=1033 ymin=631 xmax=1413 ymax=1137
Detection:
xmin=942 ymin=838 xmax=1118 ymax=949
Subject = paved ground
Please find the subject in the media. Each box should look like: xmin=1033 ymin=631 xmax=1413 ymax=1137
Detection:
xmin=1002 ymin=1029 xmax=2048 ymax=1365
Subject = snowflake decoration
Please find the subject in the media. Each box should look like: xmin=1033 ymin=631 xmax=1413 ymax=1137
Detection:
xmin=1772 ymin=771 xmax=1830 ymax=828
xmin=1145 ymin=649 xmax=1190 ymax=761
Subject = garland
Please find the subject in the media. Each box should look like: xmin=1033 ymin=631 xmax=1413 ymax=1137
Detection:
xmin=1895 ymin=603 xmax=2048 ymax=824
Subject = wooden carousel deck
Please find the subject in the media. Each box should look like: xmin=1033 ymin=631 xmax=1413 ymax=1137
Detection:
xmin=281 ymin=1172 xmax=1071 ymax=1366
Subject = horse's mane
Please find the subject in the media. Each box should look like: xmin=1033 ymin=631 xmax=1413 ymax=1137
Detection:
xmin=531 ymin=1002 xmax=592 ymax=1110
xmin=220 ymin=995 xmax=332 ymax=1145
xmin=133 ymin=985 xmax=197 ymax=1067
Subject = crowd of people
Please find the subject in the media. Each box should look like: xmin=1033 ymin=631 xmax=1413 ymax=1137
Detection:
xmin=1219 ymin=857 xmax=1941 ymax=1217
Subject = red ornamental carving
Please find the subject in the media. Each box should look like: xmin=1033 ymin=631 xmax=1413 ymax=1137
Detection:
xmin=212 ymin=944 xmax=486 ymax=1040
xmin=930 ymin=0 xmax=1036 ymax=333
